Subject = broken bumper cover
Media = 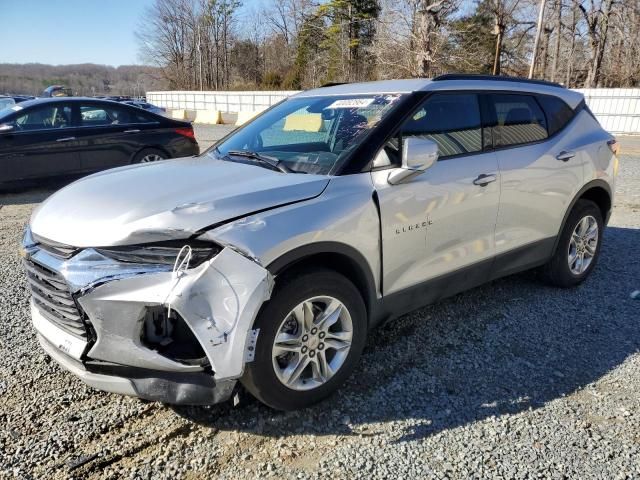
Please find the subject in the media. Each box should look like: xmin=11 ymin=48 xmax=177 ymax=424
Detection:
xmin=26 ymin=239 xmax=272 ymax=405
xmin=37 ymin=333 xmax=235 ymax=405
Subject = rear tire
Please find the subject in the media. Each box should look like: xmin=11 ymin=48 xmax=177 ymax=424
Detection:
xmin=132 ymin=148 xmax=167 ymax=164
xmin=542 ymin=199 xmax=603 ymax=287
xmin=241 ymin=269 xmax=367 ymax=411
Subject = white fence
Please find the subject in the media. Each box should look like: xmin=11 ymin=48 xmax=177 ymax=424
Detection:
xmin=146 ymin=90 xmax=299 ymax=113
xmin=148 ymin=88 xmax=640 ymax=134
xmin=575 ymin=88 xmax=640 ymax=134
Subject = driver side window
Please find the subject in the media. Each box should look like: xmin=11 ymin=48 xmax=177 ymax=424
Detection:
xmin=400 ymin=93 xmax=482 ymax=159
xmin=12 ymin=105 xmax=73 ymax=131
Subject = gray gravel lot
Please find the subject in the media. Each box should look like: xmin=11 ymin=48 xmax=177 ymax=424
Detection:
xmin=0 ymin=136 xmax=638 ymax=479
xmin=193 ymin=124 xmax=236 ymax=151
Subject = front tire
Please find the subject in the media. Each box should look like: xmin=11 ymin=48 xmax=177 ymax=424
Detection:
xmin=241 ymin=269 xmax=367 ymax=411
xmin=542 ymin=199 xmax=603 ymax=287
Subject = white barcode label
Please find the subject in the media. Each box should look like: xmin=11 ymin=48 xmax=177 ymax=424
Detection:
xmin=327 ymin=98 xmax=375 ymax=109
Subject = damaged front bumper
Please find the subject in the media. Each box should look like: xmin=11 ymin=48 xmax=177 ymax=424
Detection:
xmin=23 ymin=231 xmax=272 ymax=405
xmin=36 ymin=329 xmax=236 ymax=404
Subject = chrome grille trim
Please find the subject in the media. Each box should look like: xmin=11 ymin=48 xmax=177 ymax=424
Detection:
xmin=31 ymin=233 xmax=79 ymax=259
xmin=23 ymin=258 xmax=88 ymax=340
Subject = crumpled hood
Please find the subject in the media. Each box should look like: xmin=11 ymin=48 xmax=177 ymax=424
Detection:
xmin=30 ymin=157 xmax=330 ymax=247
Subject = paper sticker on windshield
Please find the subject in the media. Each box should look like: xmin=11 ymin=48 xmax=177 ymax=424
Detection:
xmin=327 ymin=98 xmax=375 ymax=109
xmin=11 ymin=105 xmax=23 ymax=111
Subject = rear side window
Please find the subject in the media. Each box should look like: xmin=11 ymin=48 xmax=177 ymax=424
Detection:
xmin=80 ymin=104 xmax=140 ymax=126
xmin=400 ymin=93 xmax=482 ymax=158
xmin=536 ymin=95 xmax=575 ymax=135
xmin=489 ymin=94 xmax=547 ymax=147
xmin=130 ymin=110 xmax=159 ymax=124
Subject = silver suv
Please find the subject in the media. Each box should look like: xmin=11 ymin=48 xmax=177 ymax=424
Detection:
xmin=22 ymin=75 xmax=618 ymax=410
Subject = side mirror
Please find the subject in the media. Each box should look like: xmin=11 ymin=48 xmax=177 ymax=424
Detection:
xmin=0 ymin=124 xmax=14 ymax=133
xmin=387 ymin=137 xmax=438 ymax=185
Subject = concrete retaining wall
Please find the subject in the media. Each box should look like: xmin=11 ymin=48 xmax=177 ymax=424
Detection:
xmin=575 ymin=88 xmax=640 ymax=135
xmin=147 ymin=90 xmax=299 ymax=114
xmin=148 ymin=88 xmax=640 ymax=133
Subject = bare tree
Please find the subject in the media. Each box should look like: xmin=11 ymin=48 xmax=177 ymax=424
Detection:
xmin=576 ymin=0 xmax=615 ymax=87
xmin=549 ymin=0 xmax=562 ymax=81
xmin=137 ymin=0 xmax=195 ymax=88
xmin=133 ymin=0 xmax=640 ymax=90
xmin=486 ymin=0 xmax=536 ymax=75
xmin=371 ymin=0 xmax=457 ymax=78
xmin=414 ymin=0 xmax=456 ymax=77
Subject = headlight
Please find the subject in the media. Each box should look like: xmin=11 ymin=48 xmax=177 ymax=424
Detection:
xmin=96 ymin=240 xmax=220 ymax=268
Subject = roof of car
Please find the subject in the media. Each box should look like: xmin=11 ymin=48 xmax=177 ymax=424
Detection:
xmin=10 ymin=97 xmax=136 ymax=109
xmin=296 ymin=76 xmax=584 ymax=109
xmin=297 ymin=79 xmax=433 ymax=97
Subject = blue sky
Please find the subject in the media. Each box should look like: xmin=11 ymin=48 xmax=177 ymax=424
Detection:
xmin=0 ymin=0 xmax=261 ymax=66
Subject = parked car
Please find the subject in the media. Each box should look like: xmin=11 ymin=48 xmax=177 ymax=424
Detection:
xmin=122 ymin=100 xmax=166 ymax=116
xmin=9 ymin=95 xmax=35 ymax=103
xmin=0 ymin=97 xmax=199 ymax=188
xmin=42 ymin=85 xmax=72 ymax=97
xmin=102 ymin=95 xmax=133 ymax=102
xmin=0 ymin=96 xmax=16 ymax=112
xmin=22 ymin=75 xmax=617 ymax=411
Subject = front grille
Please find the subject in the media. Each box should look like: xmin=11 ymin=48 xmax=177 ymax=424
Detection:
xmin=23 ymin=259 xmax=88 ymax=339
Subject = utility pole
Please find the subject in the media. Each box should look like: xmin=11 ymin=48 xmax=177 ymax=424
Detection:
xmin=197 ymin=24 xmax=203 ymax=91
xmin=492 ymin=21 xmax=504 ymax=75
xmin=529 ymin=0 xmax=546 ymax=79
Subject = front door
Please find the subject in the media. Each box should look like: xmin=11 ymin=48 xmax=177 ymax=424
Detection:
xmin=0 ymin=102 xmax=81 ymax=184
xmin=372 ymin=92 xmax=500 ymax=295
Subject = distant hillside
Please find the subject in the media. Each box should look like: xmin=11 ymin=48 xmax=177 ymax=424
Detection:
xmin=0 ymin=63 xmax=168 ymax=97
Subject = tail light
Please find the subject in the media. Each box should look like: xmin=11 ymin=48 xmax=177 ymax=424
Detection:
xmin=175 ymin=127 xmax=195 ymax=141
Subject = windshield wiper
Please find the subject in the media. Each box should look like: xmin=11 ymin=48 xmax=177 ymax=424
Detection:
xmin=226 ymin=150 xmax=293 ymax=173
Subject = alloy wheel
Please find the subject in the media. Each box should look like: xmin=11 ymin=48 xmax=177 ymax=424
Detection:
xmin=140 ymin=153 xmax=164 ymax=163
xmin=271 ymin=296 xmax=353 ymax=391
xmin=568 ymin=215 xmax=598 ymax=275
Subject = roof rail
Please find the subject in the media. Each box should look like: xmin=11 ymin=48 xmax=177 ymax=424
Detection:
xmin=432 ymin=74 xmax=565 ymax=89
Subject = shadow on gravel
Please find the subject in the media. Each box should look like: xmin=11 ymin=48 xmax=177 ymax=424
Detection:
xmin=175 ymin=226 xmax=640 ymax=442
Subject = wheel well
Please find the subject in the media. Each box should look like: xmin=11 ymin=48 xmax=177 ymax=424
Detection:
xmin=580 ymin=186 xmax=611 ymax=221
xmin=270 ymin=252 xmax=374 ymax=322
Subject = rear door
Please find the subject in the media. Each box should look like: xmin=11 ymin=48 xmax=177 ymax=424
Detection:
xmin=75 ymin=102 xmax=155 ymax=172
xmin=0 ymin=102 xmax=81 ymax=183
xmin=372 ymin=92 xmax=500 ymax=295
xmin=486 ymin=92 xmax=584 ymax=265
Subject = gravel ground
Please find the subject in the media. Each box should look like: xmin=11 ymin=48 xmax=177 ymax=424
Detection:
xmin=193 ymin=124 xmax=236 ymax=151
xmin=0 ymin=144 xmax=638 ymax=479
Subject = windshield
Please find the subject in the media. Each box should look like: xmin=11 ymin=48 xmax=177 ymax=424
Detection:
xmin=211 ymin=94 xmax=406 ymax=175
xmin=0 ymin=98 xmax=16 ymax=114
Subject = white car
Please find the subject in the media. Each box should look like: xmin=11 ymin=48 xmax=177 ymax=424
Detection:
xmin=22 ymin=74 xmax=617 ymax=411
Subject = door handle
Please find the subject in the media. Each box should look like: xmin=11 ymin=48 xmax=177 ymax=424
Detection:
xmin=473 ymin=173 xmax=497 ymax=187
xmin=123 ymin=129 xmax=141 ymax=134
xmin=556 ymin=150 xmax=576 ymax=161
xmin=56 ymin=136 xmax=76 ymax=142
